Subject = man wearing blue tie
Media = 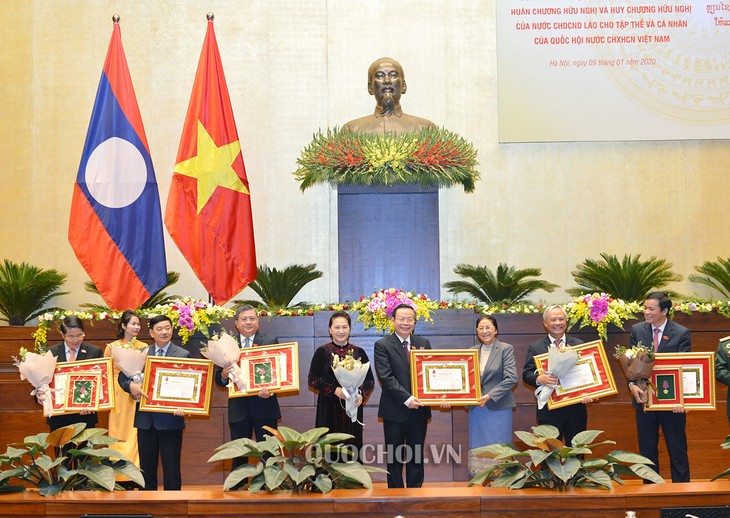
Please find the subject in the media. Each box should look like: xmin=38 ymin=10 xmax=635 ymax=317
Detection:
xmin=628 ymin=291 xmax=691 ymax=483
xmin=119 ymin=315 xmax=190 ymax=490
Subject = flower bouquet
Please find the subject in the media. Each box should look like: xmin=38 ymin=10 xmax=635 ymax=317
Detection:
xmin=354 ymin=288 xmax=437 ymax=334
xmin=614 ymin=343 xmax=655 ymax=403
xmin=535 ymin=347 xmax=580 ymax=410
xmin=566 ymin=293 xmax=641 ymax=342
xmin=14 ymin=348 xmax=58 ymax=417
xmin=201 ymin=333 xmax=246 ymax=392
xmin=111 ymin=342 xmax=149 ymax=399
xmin=332 ymin=350 xmax=370 ymax=423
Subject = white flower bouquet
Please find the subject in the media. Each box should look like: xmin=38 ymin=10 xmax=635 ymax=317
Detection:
xmin=535 ymin=347 xmax=579 ymax=410
xmin=201 ymin=333 xmax=245 ymax=392
xmin=332 ymin=351 xmax=370 ymax=423
xmin=15 ymin=349 xmax=58 ymax=417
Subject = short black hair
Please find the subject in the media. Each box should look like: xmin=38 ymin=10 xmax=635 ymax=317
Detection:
xmin=149 ymin=314 xmax=173 ymax=329
xmin=475 ymin=314 xmax=499 ymax=333
xmin=646 ymin=291 xmax=672 ymax=313
xmin=60 ymin=315 xmax=84 ymax=334
xmin=391 ymin=304 xmax=416 ymax=320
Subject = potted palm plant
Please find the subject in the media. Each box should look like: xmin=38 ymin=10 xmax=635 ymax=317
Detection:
xmin=0 ymin=259 xmax=68 ymax=326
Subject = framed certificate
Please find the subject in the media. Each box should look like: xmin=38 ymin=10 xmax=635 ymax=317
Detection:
xmin=652 ymin=352 xmax=716 ymax=410
xmin=49 ymin=357 xmax=114 ymax=416
xmin=139 ymin=357 xmax=213 ymax=416
xmin=646 ymin=365 xmax=684 ymax=410
xmin=410 ymin=349 xmax=481 ymax=406
xmin=533 ymin=340 xmax=618 ymax=410
xmin=229 ymin=342 xmax=300 ymax=398
xmin=64 ymin=372 xmax=101 ymax=412
xmin=244 ymin=355 xmax=281 ymax=393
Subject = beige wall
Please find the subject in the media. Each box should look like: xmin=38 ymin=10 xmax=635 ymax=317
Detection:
xmin=1 ymin=0 xmax=729 ymax=311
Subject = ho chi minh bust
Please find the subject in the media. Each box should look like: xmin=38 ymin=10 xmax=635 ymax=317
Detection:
xmin=342 ymin=57 xmax=436 ymax=136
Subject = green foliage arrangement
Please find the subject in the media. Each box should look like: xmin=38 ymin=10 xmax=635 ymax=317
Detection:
xmin=0 ymin=259 xmax=68 ymax=326
xmin=80 ymin=271 xmax=182 ymax=313
xmin=711 ymin=434 xmax=730 ymax=481
xmin=443 ymin=263 xmax=558 ymax=307
xmin=689 ymin=257 xmax=730 ymax=299
xmin=208 ymin=426 xmax=385 ymax=493
xmin=568 ymin=253 xmax=682 ymax=300
xmin=232 ymin=264 xmax=323 ymax=309
xmin=294 ymin=128 xmax=480 ymax=193
xmin=468 ymin=425 xmax=664 ymax=490
xmin=0 ymin=423 xmax=144 ymax=496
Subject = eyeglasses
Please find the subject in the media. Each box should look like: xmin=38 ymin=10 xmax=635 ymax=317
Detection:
xmin=476 ymin=326 xmax=495 ymax=332
xmin=238 ymin=317 xmax=258 ymax=323
xmin=395 ymin=317 xmax=415 ymax=323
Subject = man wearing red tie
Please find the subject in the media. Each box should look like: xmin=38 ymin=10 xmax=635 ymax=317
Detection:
xmin=629 ymin=291 xmax=691 ymax=482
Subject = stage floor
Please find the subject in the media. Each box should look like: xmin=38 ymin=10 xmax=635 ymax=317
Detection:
xmin=1 ymin=481 xmax=730 ymax=518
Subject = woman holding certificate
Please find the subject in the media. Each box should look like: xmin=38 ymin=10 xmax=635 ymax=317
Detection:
xmin=308 ymin=311 xmax=375 ymax=455
xmin=104 ymin=310 xmax=146 ymax=468
xmin=468 ymin=315 xmax=518 ymax=476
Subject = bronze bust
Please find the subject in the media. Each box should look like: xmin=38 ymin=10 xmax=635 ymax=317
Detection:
xmin=342 ymin=57 xmax=436 ymax=135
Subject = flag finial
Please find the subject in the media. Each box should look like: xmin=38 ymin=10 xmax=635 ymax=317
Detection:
xmin=112 ymin=14 xmax=120 ymax=23
xmin=207 ymin=12 xmax=214 ymax=21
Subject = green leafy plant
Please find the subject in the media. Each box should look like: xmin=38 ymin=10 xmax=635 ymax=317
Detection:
xmin=208 ymin=426 xmax=385 ymax=493
xmin=80 ymin=271 xmax=182 ymax=312
xmin=711 ymin=434 xmax=730 ymax=481
xmin=0 ymin=259 xmax=68 ymax=326
xmin=0 ymin=423 xmax=144 ymax=496
xmin=689 ymin=257 xmax=730 ymax=299
xmin=232 ymin=264 xmax=323 ymax=309
xmin=294 ymin=128 xmax=480 ymax=193
xmin=568 ymin=253 xmax=682 ymax=300
xmin=443 ymin=263 xmax=558 ymax=307
xmin=468 ymin=425 xmax=664 ymax=490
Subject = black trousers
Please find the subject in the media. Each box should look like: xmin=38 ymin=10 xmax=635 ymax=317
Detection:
xmin=137 ymin=427 xmax=183 ymax=490
xmin=382 ymin=410 xmax=428 ymax=488
xmin=537 ymin=405 xmax=587 ymax=447
xmin=635 ymin=407 xmax=690 ymax=482
xmin=229 ymin=416 xmax=279 ymax=471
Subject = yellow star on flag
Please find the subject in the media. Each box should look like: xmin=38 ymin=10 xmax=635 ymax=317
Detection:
xmin=174 ymin=120 xmax=249 ymax=214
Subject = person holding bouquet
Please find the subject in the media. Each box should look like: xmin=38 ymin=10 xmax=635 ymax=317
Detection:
xmin=629 ymin=291 xmax=691 ymax=483
xmin=45 ymin=316 xmax=103 ymax=431
xmin=468 ymin=315 xmax=518 ymax=476
xmin=104 ymin=310 xmax=146 ymax=468
xmin=308 ymin=311 xmax=375 ymax=455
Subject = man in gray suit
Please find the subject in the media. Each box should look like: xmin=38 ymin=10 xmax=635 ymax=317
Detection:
xmin=523 ymin=305 xmax=588 ymax=446
xmin=374 ymin=303 xmax=432 ymax=488
xmin=120 ymin=315 xmax=190 ymax=490
xmin=629 ymin=291 xmax=691 ymax=482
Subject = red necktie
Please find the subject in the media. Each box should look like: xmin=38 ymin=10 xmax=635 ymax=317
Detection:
xmin=653 ymin=328 xmax=660 ymax=351
xmin=403 ymin=340 xmax=410 ymax=363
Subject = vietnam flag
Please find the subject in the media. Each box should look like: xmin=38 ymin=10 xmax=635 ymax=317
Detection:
xmin=165 ymin=16 xmax=257 ymax=305
xmin=69 ymin=19 xmax=167 ymax=310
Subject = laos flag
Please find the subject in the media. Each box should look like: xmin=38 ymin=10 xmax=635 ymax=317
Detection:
xmin=68 ymin=20 xmax=166 ymax=310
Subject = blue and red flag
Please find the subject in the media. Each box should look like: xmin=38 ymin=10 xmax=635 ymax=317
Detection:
xmin=69 ymin=19 xmax=166 ymax=310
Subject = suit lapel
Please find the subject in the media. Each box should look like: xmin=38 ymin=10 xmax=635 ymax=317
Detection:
xmin=393 ymin=334 xmax=409 ymax=365
xmin=482 ymin=340 xmax=499 ymax=382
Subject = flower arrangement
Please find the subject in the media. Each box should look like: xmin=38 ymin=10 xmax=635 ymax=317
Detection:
xmin=565 ymin=293 xmax=641 ymax=342
xmin=294 ymin=128 xmax=480 ymax=193
xmin=614 ymin=343 xmax=655 ymax=404
xmin=150 ymin=297 xmax=234 ymax=344
xmin=353 ymin=288 xmax=438 ymax=334
xmin=331 ymin=350 xmax=370 ymax=423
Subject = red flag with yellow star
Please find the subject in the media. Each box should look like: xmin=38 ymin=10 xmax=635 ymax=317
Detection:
xmin=165 ymin=16 xmax=256 ymax=304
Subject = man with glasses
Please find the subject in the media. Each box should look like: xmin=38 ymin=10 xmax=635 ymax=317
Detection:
xmin=44 ymin=315 xmax=103 ymax=431
xmin=374 ymin=303 xmax=432 ymax=488
xmin=215 ymin=305 xmax=280 ymax=472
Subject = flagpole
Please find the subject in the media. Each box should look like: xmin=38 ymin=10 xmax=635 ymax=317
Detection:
xmin=112 ymin=14 xmax=120 ymax=23
xmin=207 ymin=12 xmax=214 ymax=21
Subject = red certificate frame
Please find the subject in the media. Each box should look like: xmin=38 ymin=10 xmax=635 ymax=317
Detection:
xmin=229 ymin=342 xmax=300 ymax=398
xmin=646 ymin=366 xmax=684 ymax=410
xmin=138 ymin=357 xmax=213 ymax=416
xmin=49 ymin=357 xmax=114 ymax=416
xmin=653 ymin=352 xmax=716 ymax=410
xmin=410 ymin=349 xmax=481 ymax=406
xmin=64 ymin=372 xmax=101 ymax=412
xmin=533 ymin=340 xmax=618 ymax=410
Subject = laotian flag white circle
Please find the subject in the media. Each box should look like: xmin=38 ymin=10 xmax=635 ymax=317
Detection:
xmin=84 ymin=136 xmax=147 ymax=208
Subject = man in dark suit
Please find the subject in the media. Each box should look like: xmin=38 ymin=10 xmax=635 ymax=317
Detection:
xmin=44 ymin=316 xmax=103 ymax=431
xmin=214 ymin=305 xmax=280 ymax=470
xmin=629 ymin=291 xmax=691 ymax=483
xmin=119 ymin=315 xmax=190 ymax=490
xmin=716 ymin=335 xmax=730 ymax=424
xmin=523 ymin=305 xmax=588 ymax=446
xmin=374 ymin=303 xmax=432 ymax=488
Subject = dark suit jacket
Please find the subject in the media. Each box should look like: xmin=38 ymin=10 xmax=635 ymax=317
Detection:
xmin=471 ymin=339 xmax=517 ymax=411
xmin=119 ymin=342 xmax=190 ymax=431
xmin=717 ymin=337 xmax=730 ymax=420
xmin=374 ymin=333 xmax=432 ymax=423
xmin=630 ymin=319 xmax=691 ymax=409
xmin=522 ymin=335 xmax=586 ymax=420
xmin=46 ymin=341 xmax=103 ymax=429
xmin=213 ymin=333 xmax=281 ymax=423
